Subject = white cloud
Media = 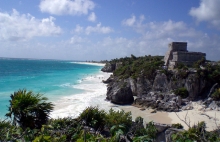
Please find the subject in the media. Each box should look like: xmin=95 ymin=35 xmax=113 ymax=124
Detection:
xmin=39 ymin=0 xmax=95 ymax=16
xmin=88 ymin=12 xmax=96 ymax=22
xmin=189 ymin=0 xmax=220 ymax=29
xmin=122 ymin=15 xmax=200 ymax=38
xmin=122 ymin=14 xmax=136 ymax=26
xmin=120 ymin=15 xmax=220 ymax=60
xmin=85 ymin=23 xmax=113 ymax=34
xmin=143 ymin=20 xmax=199 ymax=39
xmin=73 ymin=23 xmax=113 ymax=35
xmin=64 ymin=16 xmax=220 ymax=61
xmin=0 ymin=9 xmax=62 ymax=41
xmin=74 ymin=24 xmax=84 ymax=33
xmin=70 ymin=35 xmax=83 ymax=44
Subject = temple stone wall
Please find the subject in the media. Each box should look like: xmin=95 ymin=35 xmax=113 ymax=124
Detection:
xmin=172 ymin=52 xmax=206 ymax=62
xmin=164 ymin=42 xmax=206 ymax=69
xmin=168 ymin=42 xmax=187 ymax=51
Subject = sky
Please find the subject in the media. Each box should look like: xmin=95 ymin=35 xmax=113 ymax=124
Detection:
xmin=0 ymin=0 xmax=220 ymax=61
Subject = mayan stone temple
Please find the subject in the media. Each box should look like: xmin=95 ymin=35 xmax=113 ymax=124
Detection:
xmin=164 ymin=42 xmax=206 ymax=69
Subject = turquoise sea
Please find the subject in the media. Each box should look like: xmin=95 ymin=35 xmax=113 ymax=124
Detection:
xmin=0 ymin=58 xmax=113 ymax=119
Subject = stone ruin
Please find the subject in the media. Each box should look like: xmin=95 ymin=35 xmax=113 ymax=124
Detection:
xmin=164 ymin=42 xmax=206 ymax=69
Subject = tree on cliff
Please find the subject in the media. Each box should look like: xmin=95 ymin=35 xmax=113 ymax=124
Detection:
xmin=6 ymin=89 xmax=54 ymax=129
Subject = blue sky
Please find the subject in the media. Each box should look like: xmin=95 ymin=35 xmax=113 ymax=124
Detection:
xmin=0 ymin=0 xmax=220 ymax=61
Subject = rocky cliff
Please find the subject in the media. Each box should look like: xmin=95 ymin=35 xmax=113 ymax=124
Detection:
xmin=102 ymin=55 xmax=220 ymax=112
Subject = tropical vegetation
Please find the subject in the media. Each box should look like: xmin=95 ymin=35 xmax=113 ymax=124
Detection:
xmin=111 ymin=55 xmax=220 ymax=101
xmin=2 ymin=54 xmax=220 ymax=142
xmin=173 ymin=87 xmax=189 ymax=99
xmin=0 ymin=86 xmax=220 ymax=141
xmin=111 ymin=54 xmax=164 ymax=79
xmin=6 ymin=89 xmax=54 ymax=129
xmin=0 ymin=90 xmax=159 ymax=141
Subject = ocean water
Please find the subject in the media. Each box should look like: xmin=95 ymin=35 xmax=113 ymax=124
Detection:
xmin=0 ymin=58 xmax=118 ymax=119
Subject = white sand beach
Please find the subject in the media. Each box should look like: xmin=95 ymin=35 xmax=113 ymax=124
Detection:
xmin=168 ymin=102 xmax=220 ymax=131
xmin=119 ymin=102 xmax=220 ymax=131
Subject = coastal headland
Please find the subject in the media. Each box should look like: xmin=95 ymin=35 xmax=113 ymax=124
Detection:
xmin=101 ymin=42 xmax=220 ymax=133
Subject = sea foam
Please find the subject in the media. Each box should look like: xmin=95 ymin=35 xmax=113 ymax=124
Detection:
xmin=71 ymin=62 xmax=105 ymax=67
xmin=50 ymin=71 xmax=120 ymax=118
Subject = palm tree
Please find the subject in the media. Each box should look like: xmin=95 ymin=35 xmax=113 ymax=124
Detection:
xmin=6 ymin=89 xmax=54 ymax=129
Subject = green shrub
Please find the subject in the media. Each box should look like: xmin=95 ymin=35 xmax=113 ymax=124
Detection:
xmin=0 ymin=120 xmax=15 ymax=141
xmin=171 ymin=121 xmax=212 ymax=142
xmin=171 ymin=123 xmax=183 ymax=129
xmin=78 ymin=106 xmax=106 ymax=131
xmin=211 ymin=88 xmax=220 ymax=100
xmin=6 ymin=89 xmax=54 ymax=129
xmin=210 ymin=70 xmax=220 ymax=84
xmin=135 ymin=116 xmax=143 ymax=124
xmin=133 ymin=121 xmax=157 ymax=141
xmin=193 ymin=57 xmax=206 ymax=69
xmin=76 ymin=131 xmax=104 ymax=142
xmin=132 ymin=117 xmax=146 ymax=137
xmin=112 ymin=55 xmax=164 ymax=79
xmin=48 ymin=118 xmax=82 ymax=141
xmin=173 ymin=87 xmax=189 ymax=98
xmin=106 ymin=109 xmax=132 ymax=132
xmin=32 ymin=125 xmax=67 ymax=142
xmin=145 ymin=121 xmax=157 ymax=140
xmin=171 ymin=121 xmax=220 ymax=142
xmin=177 ymin=63 xmax=188 ymax=70
xmin=177 ymin=69 xmax=189 ymax=78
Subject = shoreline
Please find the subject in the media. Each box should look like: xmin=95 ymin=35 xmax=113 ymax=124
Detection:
xmin=50 ymin=64 xmax=220 ymax=131
xmin=71 ymin=61 xmax=105 ymax=66
xmin=50 ymin=70 xmax=121 ymax=119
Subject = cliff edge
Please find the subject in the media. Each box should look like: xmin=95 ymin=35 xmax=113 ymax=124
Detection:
xmin=102 ymin=55 xmax=220 ymax=112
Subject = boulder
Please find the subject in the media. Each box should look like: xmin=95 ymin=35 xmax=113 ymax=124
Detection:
xmin=106 ymin=81 xmax=134 ymax=105
xmin=154 ymin=123 xmax=171 ymax=142
xmin=133 ymin=94 xmax=180 ymax=112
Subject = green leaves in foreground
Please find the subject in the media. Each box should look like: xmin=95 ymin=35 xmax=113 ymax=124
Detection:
xmin=1 ymin=89 xmax=220 ymax=141
xmin=6 ymin=89 xmax=54 ymax=129
xmin=172 ymin=121 xmax=220 ymax=142
xmin=78 ymin=106 xmax=107 ymax=131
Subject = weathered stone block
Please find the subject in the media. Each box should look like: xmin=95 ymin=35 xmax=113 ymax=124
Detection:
xmin=164 ymin=42 xmax=206 ymax=69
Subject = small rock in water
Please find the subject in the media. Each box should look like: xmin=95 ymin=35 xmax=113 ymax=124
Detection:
xmin=151 ymin=110 xmax=157 ymax=113
xmin=140 ymin=108 xmax=145 ymax=111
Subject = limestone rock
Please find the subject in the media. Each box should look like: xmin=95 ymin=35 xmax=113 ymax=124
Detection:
xmin=101 ymin=63 xmax=115 ymax=72
xmin=115 ymin=62 xmax=123 ymax=70
xmin=102 ymin=75 xmax=114 ymax=84
xmin=154 ymin=123 xmax=171 ymax=142
xmin=128 ymin=78 xmax=137 ymax=96
xmin=104 ymin=65 xmax=216 ymax=112
xmin=153 ymin=72 xmax=169 ymax=92
xmin=136 ymin=77 xmax=152 ymax=97
xmin=106 ymin=80 xmax=134 ymax=105
xmin=133 ymin=94 xmax=180 ymax=112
